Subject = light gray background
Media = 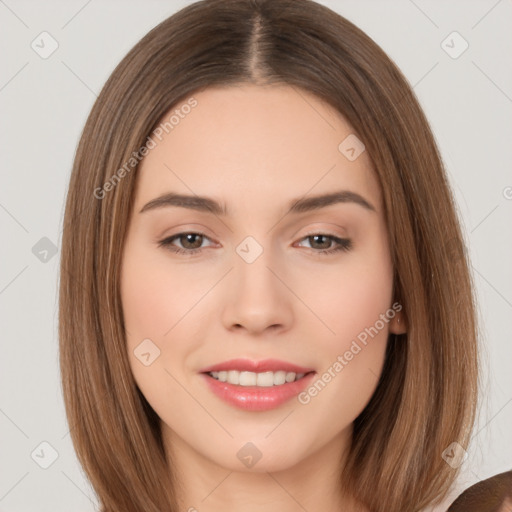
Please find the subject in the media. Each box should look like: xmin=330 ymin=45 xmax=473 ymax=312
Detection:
xmin=1 ymin=1 xmax=511 ymax=511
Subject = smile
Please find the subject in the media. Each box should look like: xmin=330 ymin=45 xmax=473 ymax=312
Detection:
xmin=201 ymin=369 xmax=316 ymax=411
xmin=208 ymin=370 xmax=307 ymax=386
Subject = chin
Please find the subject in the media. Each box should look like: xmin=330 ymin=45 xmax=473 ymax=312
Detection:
xmin=211 ymin=436 xmax=311 ymax=474
xmin=221 ymin=453 xmax=301 ymax=474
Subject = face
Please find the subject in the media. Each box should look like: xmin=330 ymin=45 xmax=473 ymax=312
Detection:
xmin=120 ymin=84 xmax=403 ymax=475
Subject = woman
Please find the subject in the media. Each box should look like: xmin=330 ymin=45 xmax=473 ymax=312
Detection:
xmin=59 ymin=0 xmax=480 ymax=510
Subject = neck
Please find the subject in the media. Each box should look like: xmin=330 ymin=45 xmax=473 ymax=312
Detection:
xmin=162 ymin=424 xmax=368 ymax=512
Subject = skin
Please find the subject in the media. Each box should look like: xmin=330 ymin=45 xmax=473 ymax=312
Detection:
xmin=120 ymin=84 xmax=406 ymax=512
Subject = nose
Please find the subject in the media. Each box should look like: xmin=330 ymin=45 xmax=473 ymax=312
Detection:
xmin=221 ymin=244 xmax=294 ymax=336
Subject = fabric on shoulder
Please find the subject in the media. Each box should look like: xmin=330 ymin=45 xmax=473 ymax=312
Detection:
xmin=447 ymin=470 xmax=512 ymax=511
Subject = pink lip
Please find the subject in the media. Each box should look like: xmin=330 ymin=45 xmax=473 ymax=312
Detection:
xmin=201 ymin=372 xmax=316 ymax=411
xmin=199 ymin=358 xmax=316 ymax=412
xmin=199 ymin=358 xmax=315 ymax=374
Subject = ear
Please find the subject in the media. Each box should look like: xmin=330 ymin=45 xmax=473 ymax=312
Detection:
xmin=389 ymin=310 xmax=407 ymax=335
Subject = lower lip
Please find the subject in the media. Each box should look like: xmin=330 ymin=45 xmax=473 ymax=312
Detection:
xmin=201 ymin=372 xmax=316 ymax=411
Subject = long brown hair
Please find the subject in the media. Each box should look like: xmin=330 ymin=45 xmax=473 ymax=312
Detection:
xmin=58 ymin=0 xmax=479 ymax=510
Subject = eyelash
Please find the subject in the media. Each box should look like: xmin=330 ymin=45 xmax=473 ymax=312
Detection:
xmin=157 ymin=231 xmax=352 ymax=257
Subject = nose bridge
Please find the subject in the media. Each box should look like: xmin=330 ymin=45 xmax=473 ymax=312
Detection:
xmin=223 ymin=234 xmax=292 ymax=333
xmin=234 ymin=234 xmax=281 ymax=301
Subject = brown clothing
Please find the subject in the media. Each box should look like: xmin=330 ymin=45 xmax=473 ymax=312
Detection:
xmin=448 ymin=470 xmax=512 ymax=512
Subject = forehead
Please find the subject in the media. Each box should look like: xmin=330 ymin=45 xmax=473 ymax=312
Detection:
xmin=135 ymin=84 xmax=381 ymax=213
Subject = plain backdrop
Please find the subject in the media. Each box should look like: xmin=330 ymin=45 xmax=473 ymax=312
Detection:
xmin=1 ymin=1 xmax=511 ymax=511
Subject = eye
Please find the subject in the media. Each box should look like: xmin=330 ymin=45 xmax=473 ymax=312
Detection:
xmin=158 ymin=231 xmax=352 ymax=257
xmin=158 ymin=232 xmax=215 ymax=255
xmin=295 ymin=233 xmax=352 ymax=255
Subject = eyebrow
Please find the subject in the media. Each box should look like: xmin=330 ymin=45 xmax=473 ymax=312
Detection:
xmin=139 ymin=190 xmax=376 ymax=216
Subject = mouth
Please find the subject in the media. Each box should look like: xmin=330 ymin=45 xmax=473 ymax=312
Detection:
xmin=205 ymin=369 xmax=313 ymax=387
xmin=199 ymin=359 xmax=316 ymax=411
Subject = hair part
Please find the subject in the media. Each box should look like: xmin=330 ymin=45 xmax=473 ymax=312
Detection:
xmin=59 ymin=0 xmax=479 ymax=510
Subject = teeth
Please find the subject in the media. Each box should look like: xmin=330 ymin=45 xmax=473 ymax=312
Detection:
xmin=227 ymin=370 xmax=239 ymax=385
xmin=239 ymin=371 xmax=257 ymax=386
xmin=256 ymin=371 xmax=274 ymax=387
xmin=273 ymin=370 xmax=286 ymax=385
xmin=208 ymin=370 xmax=307 ymax=386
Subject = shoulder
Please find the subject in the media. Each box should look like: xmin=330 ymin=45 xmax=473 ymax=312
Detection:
xmin=448 ymin=470 xmax=512 ymax=511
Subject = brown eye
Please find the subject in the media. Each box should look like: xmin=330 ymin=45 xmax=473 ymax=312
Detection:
xmin=296 ymin=233 xmax=352 ymax=255
xmin=176 ymin=233 xmax=204 ymax=249
xmin=158 ymin=232 xmax=213 ymax=255
xmin=308 ymin=234 xmax=333 ymax=250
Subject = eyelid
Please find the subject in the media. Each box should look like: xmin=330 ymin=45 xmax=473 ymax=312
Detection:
xmin=291 ymin=221 xmax=349 ymax=239
xmin=156 ymin=223 xmax=216 ymax=241
xmin=157 ymin=231 xmax=217 ymax=252
xmin=158 ymin=229 xmax=352 ymax=257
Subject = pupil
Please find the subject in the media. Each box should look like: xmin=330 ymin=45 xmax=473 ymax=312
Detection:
xmin=312 ymin=235 xmax=329 ymax=249
xmin=184 ymin=233 xmax=202 ymax=249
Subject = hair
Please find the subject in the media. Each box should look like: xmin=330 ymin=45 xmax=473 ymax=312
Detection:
xmin=58 ymin=0 xmax=479 ymax=510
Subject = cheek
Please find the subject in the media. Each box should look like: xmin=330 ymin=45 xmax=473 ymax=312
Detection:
xmin=303 ymin=254 xmax=393 ymax=348
xmin=297 ymin=244 xmax=394 ymax=397
xmin=121 ymin=264 xmax=177 ymax=340
xmin=120 ymin=243 xmax=201 ymax=414
xmin=120 ymin=242 xmax=222 ymax=403
xmin=121 ymin=244 xmax=209 ymax=345
xmin=120 ymin=245 xmax=181 ymax=398
xmin=328 ymin=266 xmax=393 ymax=347
xmin=296 ymin=249 xmax=394 ymax=421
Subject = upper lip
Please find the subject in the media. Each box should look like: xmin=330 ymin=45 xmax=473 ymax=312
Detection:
xmin=200 ymin=358 xmax=315 ymax=374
